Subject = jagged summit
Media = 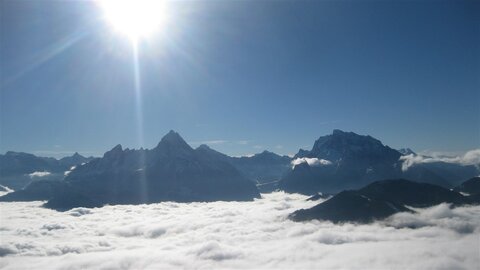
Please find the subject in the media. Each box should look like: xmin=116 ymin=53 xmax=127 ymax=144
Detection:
xmin=104 ymin=144 xmax=122 ymax=156
xmin=8 ymin=130 xmax=261 ymax=210
xmin=163 ymin=130 xmax=183 ymax=140
xmin=5 ymin=151 xmax=34 ymax=157
xmin=259 ymin=150 xmax=275 ymax=155
xmin=301 ymin=130 xmax=400 ymax=162
xmin=195 ymin=144 xmax=229 ymax=159
xmin=252 ymin=150 xmax=290 ymax=160
xmin=156 ymin=130 xmax=192 ymax=150
xmin=197 ymin=144 xmax=212 ymax=150
xmin=283 ymin=130 xmax=405 ymax=194
xmin=398 ymin=148 xmax=416 ymax=156
xmin=101 ymin=144 xmax=124 ymax=162
xmin=332 ymin=129 xmax=348 ymax=135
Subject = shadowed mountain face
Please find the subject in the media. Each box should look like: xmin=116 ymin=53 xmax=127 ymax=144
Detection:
xmin=195 ymin=145 xmax=291 ymax=192
xmin=58 ymin=152 xmax=93 ymax=168
xmin=0 ymin=152 xmax=94 ymax=190
xmin=454 ymin=177 xmax=480 ymax=196
xmin=398 ymin=148 xmax=416 ymax=156
xmin=279 ymin=130 xmax=477 ymax=194
xmin=0 ymin=131 xmax=260 ymax=210
xmin=1 ymin=130 xmax=477 ymax=207
xmin=195 ymin=145 xmax=291 ymax=185
xmin=230 ymin=151 xmax=291 ymax=183
xmin=280 ymin=130 xmax=405 ymax=194
xmin=0 ymin=180 xmax=67 ymax=202
xmin=290 ymin=179 xmax=477 ymax=223
xmin=291 ymin=190 xmax=412 ymax=223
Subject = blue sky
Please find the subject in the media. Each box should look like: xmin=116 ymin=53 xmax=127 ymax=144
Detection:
xmin=1 ymin=0 xmax=479 ymax=158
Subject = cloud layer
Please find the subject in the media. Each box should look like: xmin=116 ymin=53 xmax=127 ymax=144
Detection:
xmin=400 ymin=149 xmax=480 ymax=171
xmin=0 ymin=193 xmax=479 ymax=269
xmin=291 ymin=157 xmax=332 ymax=168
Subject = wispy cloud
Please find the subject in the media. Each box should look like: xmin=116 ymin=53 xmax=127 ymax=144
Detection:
xmin=28 ymin=171 xmax=51 ymax=178
xmin=236 ymin=140 xmax=250 ymax=145
xmin=400 ymin=149 xmax=480 ymax=171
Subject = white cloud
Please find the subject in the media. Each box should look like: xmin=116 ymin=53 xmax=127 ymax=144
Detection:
xmin=291 ymin=157 xmax=332 ymax=168
xmin=232 ymin=154 xmax=255 ymax=158
xmin=64 ymin=166 xmax=77 ymax=176
xmin=400 ymin=149 xmax=480 ymax=171
xmin=0 ymin=193 xmax=479 ymax=269
xmin=28 ymin=171 xmax=51 ymax=178
xmin=0 ymin=185 xmax=13 ymax=197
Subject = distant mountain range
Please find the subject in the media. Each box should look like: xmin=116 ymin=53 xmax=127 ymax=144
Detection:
xmin=290 ymin=178 xmax=480 ymax=223
xmin=0 ymin=151 xmax=93 ymax=190
xmin=279 ymin=130 xmax=478 ymax=194
xmin=195 ymin=145 xmax=291 ymax=191
xmin=0 ymin=129 xmax=478 ymax=211
xmin=0 ymin=131 xmax=260 ymax=209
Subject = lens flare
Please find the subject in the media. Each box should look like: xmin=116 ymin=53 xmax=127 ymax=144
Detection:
xmin=98 ymin=0 xmax=168 ymax=40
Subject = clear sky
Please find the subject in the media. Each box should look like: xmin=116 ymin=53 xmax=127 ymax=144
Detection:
xmin=1 ymin=0 xmax=479 ymax=158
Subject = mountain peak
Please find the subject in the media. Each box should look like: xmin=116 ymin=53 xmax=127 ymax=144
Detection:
xmin=5 ymin=151 xmax=28 ymax=156
xmin=398 ymin=148 xmax=416 ymax=156
xmin=299 ymin=130 xmax=400 ymax=162
xmin=332 ymin=129 xmax=346 ymax=135
xmin=332 ymin=129 xmax=369 ymax=137
xmin=112 ymin=144 xmax=123 ymax=152
xmin=103 ymin=144 xmax=123 ymax=159
xmin=155 ymin=130 xmax=193 ymax=153
xmin=197 ymin=144 xmax=211 ymax=150
xmin=159 ymin=130 xmax=187 ymax=144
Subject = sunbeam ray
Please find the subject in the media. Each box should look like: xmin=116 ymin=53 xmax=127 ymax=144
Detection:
xmin=132 ymin=40 xmax=148 ymax=202
xmin=1 ymin=31 xmax=87 ymax=89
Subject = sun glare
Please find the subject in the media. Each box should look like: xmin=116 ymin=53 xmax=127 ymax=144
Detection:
xmin=98 ymin=0 xmax=168 ymax=40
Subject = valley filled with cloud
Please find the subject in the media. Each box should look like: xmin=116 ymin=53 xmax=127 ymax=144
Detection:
xmin=1 ymin=192 xmax=479 ymax=270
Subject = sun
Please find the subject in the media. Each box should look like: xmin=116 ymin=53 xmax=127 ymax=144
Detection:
xmin=98 ymin=0 xmax=168 ymax=40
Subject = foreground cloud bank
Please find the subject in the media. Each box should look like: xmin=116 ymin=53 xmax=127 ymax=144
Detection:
xmin=0 ymin=193 xmax=479 ymax=269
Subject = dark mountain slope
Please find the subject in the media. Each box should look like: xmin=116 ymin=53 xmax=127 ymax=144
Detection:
xmin=0 ymin=152 xmax=93 ymax=190
xmin=454 ymin=177 xmax=480 ymax=196
xmin=290 ymin=179 xmax=473 ymax=223
xmin=280 ymin=130 xmax=462 ymax=194
xmin=2 ymin=131 xmax=260 ymax=210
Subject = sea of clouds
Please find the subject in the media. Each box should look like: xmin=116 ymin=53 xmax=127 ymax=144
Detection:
xmin=0 ymin=192 xmax=479 ymax=269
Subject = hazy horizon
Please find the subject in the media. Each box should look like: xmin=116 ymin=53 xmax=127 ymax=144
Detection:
xmin=2 ymin=128 xmax=480 ymax=160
